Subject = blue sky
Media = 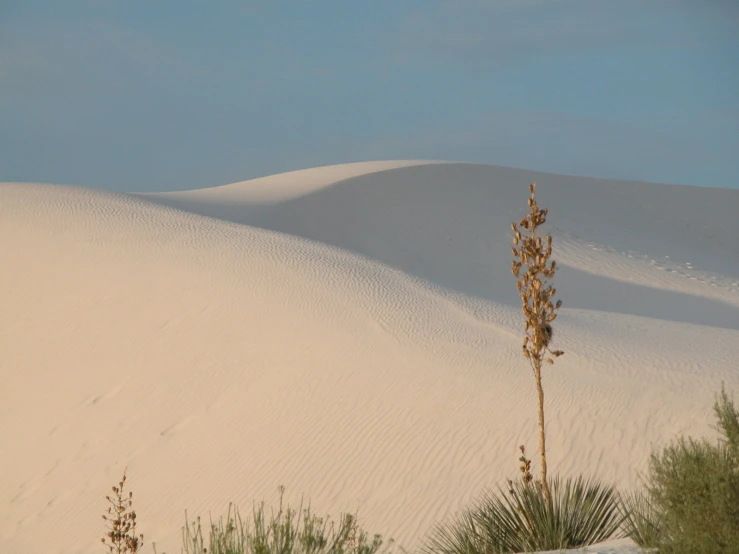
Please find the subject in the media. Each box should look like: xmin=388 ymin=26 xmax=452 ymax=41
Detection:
xmin=1 ymin=1 xmax=737 ymax=192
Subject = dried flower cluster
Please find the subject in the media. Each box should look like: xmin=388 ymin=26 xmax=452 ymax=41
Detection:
xmin=511 ymin=183 xmax=564 ymax=365
xmin=511 ymin=182 xmax=564 ymax=502
xmin=518 ymin=445 xmax=533 ymax=485
xmin=102 ymin=469 xmax=143 ymax=554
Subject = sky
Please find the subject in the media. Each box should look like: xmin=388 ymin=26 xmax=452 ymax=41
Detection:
xmin=1 ymin=0 xmax=737 ymax=192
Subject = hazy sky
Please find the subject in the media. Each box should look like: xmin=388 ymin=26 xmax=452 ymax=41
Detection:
xmin=1 ymin=1 xmax=737 ymax=192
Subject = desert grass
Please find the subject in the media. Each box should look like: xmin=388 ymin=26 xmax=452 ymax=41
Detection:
xmin=102 ymin=469 xmax=144 ymax=554
xmin=511 ymin=182 xmax=564 ymax=501
xmin=146 ymin=486 xmax=391 ymax=554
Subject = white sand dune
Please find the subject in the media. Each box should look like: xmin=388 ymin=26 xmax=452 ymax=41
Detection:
xmin=2 ymin=161 xmax=738 ymax=554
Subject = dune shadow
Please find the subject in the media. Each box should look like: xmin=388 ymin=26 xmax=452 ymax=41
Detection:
xmin=140 ymin=163 xmax=739 ymax=331
xmin=553 ymin=265 xmax=739 ymax=331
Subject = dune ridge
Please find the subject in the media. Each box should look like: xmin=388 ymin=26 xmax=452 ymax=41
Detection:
xmin=2 ymin=162 xmax=738 ymax=554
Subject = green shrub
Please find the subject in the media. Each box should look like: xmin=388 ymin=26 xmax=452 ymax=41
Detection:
xmin=420 ymin=475 xmax=623 ymax=554
xmin=641 ymin=383 xmax=739 ymax=553
xmin=714 ymin=383 xmax=739 ymax=458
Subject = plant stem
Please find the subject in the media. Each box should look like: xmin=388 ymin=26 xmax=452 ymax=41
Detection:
xmin=534 ymin=361 xmax=551 ymax=502
xmin=530 ymin=216 xmax=550 ymax=502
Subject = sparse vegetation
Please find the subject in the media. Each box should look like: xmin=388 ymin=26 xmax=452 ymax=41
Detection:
xmin=100 ymin=182 xmax=625 ymax=554
xmin=115 ymin=384 xmax=738 ymax=554
xmin=95 ymin=182 xmax=737 ymax=554
xmin=174 ymin=486 xmax=388 ymax=554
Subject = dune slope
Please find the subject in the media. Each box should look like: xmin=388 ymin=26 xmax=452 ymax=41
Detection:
xmin=2 ymin=162 xmax=738 ymax=554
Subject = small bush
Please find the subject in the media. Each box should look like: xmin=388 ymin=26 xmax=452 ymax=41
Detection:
xmin=420 ymin=475 xmax=623 ymax=554
xmin=168 ymin=486 xmax=391 ymax=554
xmin=643 ymin=384 xmax=739 ymax=553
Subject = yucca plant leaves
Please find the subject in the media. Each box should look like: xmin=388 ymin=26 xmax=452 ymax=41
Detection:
xmin=420 ymin=475 xmax=623 ymax=554
xmin=617 ymin=490 xmax=662 ymax=549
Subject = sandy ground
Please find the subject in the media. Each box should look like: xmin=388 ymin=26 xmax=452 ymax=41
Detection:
xmin=2 ymin=161 xmax=738 ymax=553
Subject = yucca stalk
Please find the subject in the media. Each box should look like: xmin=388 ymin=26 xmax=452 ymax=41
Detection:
xmin=511 ymin=182 xmax=564 ymax=503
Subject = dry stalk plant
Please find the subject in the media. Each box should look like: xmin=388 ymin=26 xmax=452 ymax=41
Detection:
xmin=341 ymin=513 xmax=360 ymax=554
xmin=102 ymin=469 xmax=144 ymax=554
xmin=518 ymin=444 xmax=534 ymax=486
xmin=511 ymin=182 xmax=564 ymax=502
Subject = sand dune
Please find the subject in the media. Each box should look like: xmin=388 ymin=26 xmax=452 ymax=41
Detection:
xmin=2 ymin=162 xmax=738 ymax=554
